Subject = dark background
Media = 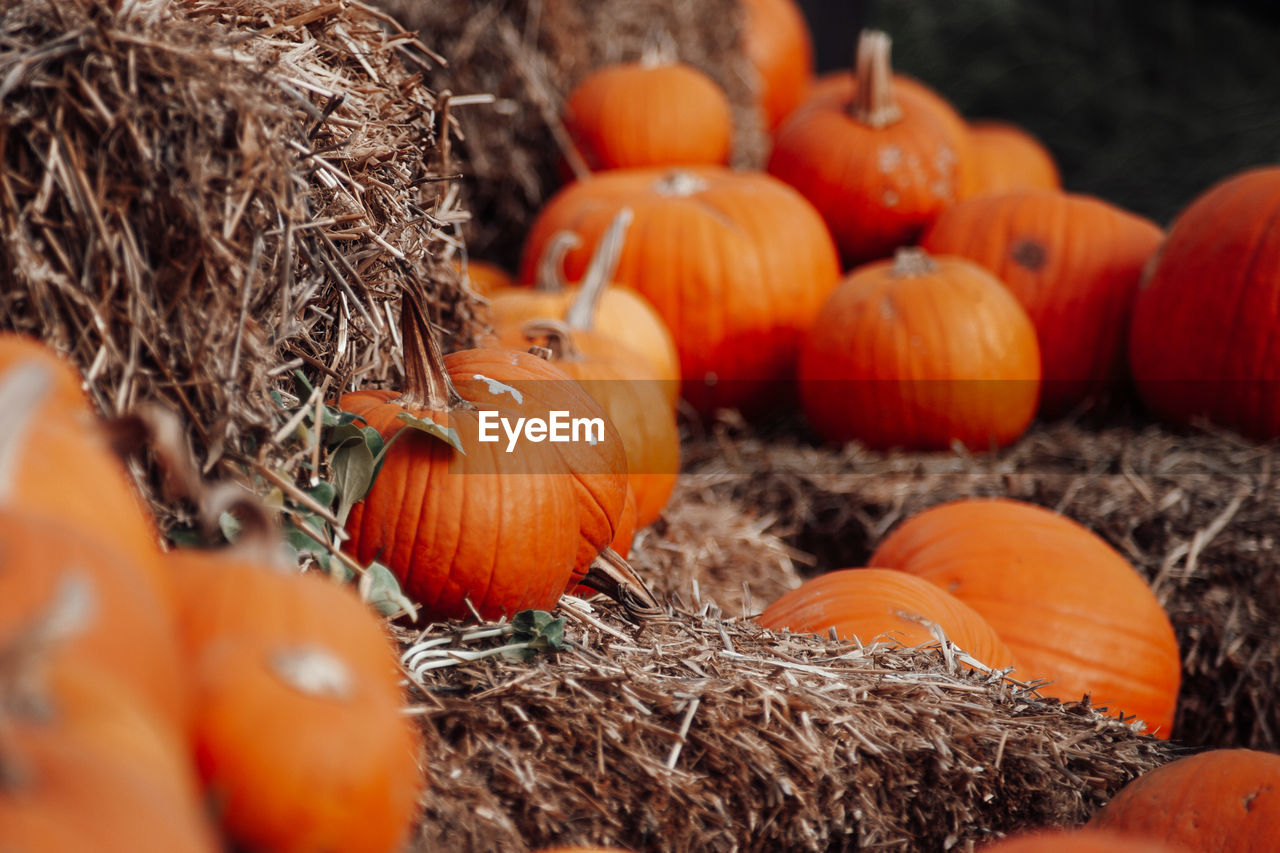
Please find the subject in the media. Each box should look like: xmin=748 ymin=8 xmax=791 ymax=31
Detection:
xmin=795 ymin=0 xmax=1280 ymax=227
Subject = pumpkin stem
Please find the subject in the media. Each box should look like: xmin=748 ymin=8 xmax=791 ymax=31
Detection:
xmin=521 ymin=319 xmax=581 ymax=361
xmin=399 ymin=285 xmax=465 ymax=412
xmin=890 ymin=246 xmax=939 ymax=278
xmin=0 ymin=362 xmax=52 ymax=500
xmin=533 ymin=232 xmax=583 ymax=293
xmin=575 ymin=548 xmax=664 ymax=619
xmin=654 ymin=169 xmax=710 ymax=198
xmin=850 ymin=29 xmax=903 ymax=129
xmin=565 ymin=207 xmax=634 ymax=330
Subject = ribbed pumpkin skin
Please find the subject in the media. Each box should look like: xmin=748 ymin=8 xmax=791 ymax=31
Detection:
xmin=0 ymin=664 xmax=221 ymax=853
xmin=1088 ymin=749 xmax=1280 ymax=851
xmin=870 ymin=498 xmax=1181 ymax=738
xmin=564 ymin=62 xmax=732 ymax=171
xmin=171 ymin=557 xmax=423 ymax=853
xmin=1129 ymin=166 xmax=1280 ymax=440
xmin=757 ymin=568 xmax=1016 ymax=671
xmin=0 ymin=510 xmax=191 ymax=739
xmin=968 ymin=121 xmax=1061 ymax=196
xmin=343 ymin=348 xmax=627 ymax=619
xmin=500 ymin=329 xmax=680 ymax=529
xmin=741 ymin=0 xmax=815 ymax=130
xmin=799 ymin=252 xmax=1041 ymax=451
xmin=0 ymin=348 xmax=168 ymax=599
xmin=518 ymin=166 xmax=841 ymax=415
xmin=771 ymin=71 xmax=977 ymax=264
xmin=487 ymin=285 xmax=681 ymax=407
xmin=981 ymin=828 xmax=1188 ymax=853
xmin=921 ymin=190 xmax=1164 ymax=416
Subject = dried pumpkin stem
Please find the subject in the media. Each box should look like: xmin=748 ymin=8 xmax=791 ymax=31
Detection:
xmin=851 ymin=29 xmax=903 ymax=129
xmin=534 ymin=232 xmax=583 ymax=292
xmin=565 ymin=207 xmax=634 ymax=330
xmin=577 ymin=548 xmax=663 ymax=619
xmin=521 ymin=318 xmax=580 ymax=361
xmin=890 ymin=246 xmax=940 ymax=278
xmin=399 ymin=286 xmax=464 ymax=411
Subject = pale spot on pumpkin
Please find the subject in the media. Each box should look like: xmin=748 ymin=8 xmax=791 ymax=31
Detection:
xmin=877 ymin=145 xmax=903 ymax=173
xmin=472 ymin=373 xmax=523 ymax=404
xmin=882 ymin=189 xmax=900 ymax=207
xmin=272 ymin=646 xmax=354 ymax=700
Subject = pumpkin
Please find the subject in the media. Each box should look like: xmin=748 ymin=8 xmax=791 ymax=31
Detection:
xmin=341 ymin=288 xmax=657 ymax=619
xmin=0 ymin=362 xmax=189 ymax=734
xmin=1128 ymin=166 xmax=1280 ymax=440
xmin=1088 ymin=748 xmax=1280 ymax=851
xmin=768 ymin=31 xmax=976 ymax=264
xmin=870 ymin=497 xmax=1181 ymax=737
xmin=980 ymin=828 xmax=1188 ymax=852
xmin=501 ymin=211 xmax=680 ymax=527
xmin=171 ymin=524 xmax=423 ymax=853
xmin=798 ymin=247 xmax=1041 ymax=451
xmin=968 ymin=120 xmax=1061 ymax=196
xmin=0 ymin=340 xmax=169 ymax=600
xmin=453 ymin=257 xmax=513 ymax=297
xmin=492 ymin=211 xmax=681 ymax=406
xmin=0 ymin=333 xmax=93 ymax=414
xmin=921 ymin=189 xmax=1164 ymax=415
xmin=518 ymin=165 xmax=841 ymax=415
xmin=0 ymin=661 xmax=221 ymax=853
xmin=740 ymin=0 xmax=815 ymax=130
xmin=611 ymin=484 xmax=639 ymax=560
xmin=757 ymin=568 xmax=1016 ymax=672
xmin=563 ymin=60 xmax=732 ymax=171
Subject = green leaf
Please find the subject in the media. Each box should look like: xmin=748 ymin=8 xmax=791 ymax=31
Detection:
xmin=307 ymin=480 xmax=337 ymax=509
xmin=510 ymin=609 xmax=566 ymax=651
xmin=329 ymin=431 xmax=379 ymax=526
xmin=360 ymin=562 xmax=417 ymax=619
xmin=166 ymin=527 xmax=205 ymax=548
xmin=395 ymin=412 xmax=465 ymax=455
xmin=291 ymin=369 xmax=316 ymax=399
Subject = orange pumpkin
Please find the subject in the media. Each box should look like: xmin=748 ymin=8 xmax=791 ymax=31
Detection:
xmin=0 ymin=340 xmax=169 ymax=603
xmin=0 ymin=361 xmax=188 ymax=734
xmin=968 ymin=120 xmax=1061 ymax=196
xmin=1088 ymin=748 xmax=1280 ymax=851
xmin=491 ymin=215 xmax=681 ymax=406
xmin=757 ymin=568 xmax=1016 ymax=672
xmin=1129 ymin=165 xmax=1280 ymax=440
xmin=500 ymin=212 xmax=680 ymax=527
xmin=563 ymin=61 xmax=732 ymax=171
xmin=342 ymin=290 xmax=654 ymax=619
xmin=519 ymin=166 xmax=841 ymax=415
xmin=870 ymin=498 xmax=1181 ymax=738
xmin=453 ymin=257 xmax=513 ymax=297
xmin=769 ymin=31 xmax=976 ymax=264
xmin=0 ymin=660 xmax=221 ymax=853
xmin=981 ymin=828 xmax=1188 ymax=852
xmin=799 ymin=248 xmax=1041 ymax=451
xmin=171 ymin=541 xmax=424 ymax=853
xmin=740 ymin=0 xmax=815 ymax=130
xmin=921 ymin=189 xmax=1163 ymax=415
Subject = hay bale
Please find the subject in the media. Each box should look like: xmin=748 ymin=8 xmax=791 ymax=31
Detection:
xmin=0 ymin=0 xmax=480 ymax=527
xmin=402 ymin=596 xmax=1175 ymax=852
xmin=681 ymin=413 xmax=1280 ymax=752
xmin=377 ymin=0 xmax=770 ymax=269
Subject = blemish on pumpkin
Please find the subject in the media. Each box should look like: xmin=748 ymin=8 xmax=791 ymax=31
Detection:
xmin=1244 ymin=790 xmax=1260 ymax=811
xmin=882 ymin=190 xmax=900 ymax=207
xmin=472 ymin=374 xmax=523 ymax=404
xmin=1010 ymin=239 xmax=1049 ymax=272
xmin=877 ymin=145 xmax=903 ymax=173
